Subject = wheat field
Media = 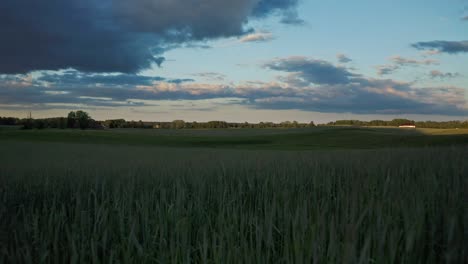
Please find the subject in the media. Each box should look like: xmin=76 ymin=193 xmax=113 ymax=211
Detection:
xmin=1 ymin=140 xmax=466 ymax=263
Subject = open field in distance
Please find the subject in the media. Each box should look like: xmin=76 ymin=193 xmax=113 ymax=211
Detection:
xmin=1 ymin=126 xmax=468 ymax=150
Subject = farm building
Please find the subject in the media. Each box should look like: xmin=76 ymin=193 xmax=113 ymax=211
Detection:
xmin=399 ymin=124 xmax=416 ymax=128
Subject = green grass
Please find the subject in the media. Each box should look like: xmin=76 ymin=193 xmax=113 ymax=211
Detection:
xmin=1 ymin=126 xmax=467 ymax=150
xmin=0 ymin=128 xmax=467 ymax=263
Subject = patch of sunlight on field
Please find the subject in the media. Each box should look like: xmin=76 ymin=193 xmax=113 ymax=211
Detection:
xmin=417 ymin=128 xmax=468 ymax=135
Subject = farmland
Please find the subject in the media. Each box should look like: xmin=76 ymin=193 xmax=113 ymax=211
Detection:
xmin=1 ymin=126 xmax=468 ymax=150
xmin=0 ymin=127 xmax=467 ymax=263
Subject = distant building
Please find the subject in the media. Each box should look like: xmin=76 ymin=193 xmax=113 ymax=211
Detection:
xmin=399 ymin=124 xmax=416 ymax=128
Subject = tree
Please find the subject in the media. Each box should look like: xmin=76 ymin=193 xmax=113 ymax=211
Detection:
xmin=58 ymin=117 xmax=67 ymax=129
xmin=34 ymin=119 xmax=45 ymax=129
xmin=389 ymin=119 xmax=414 ymax=127
xmin=67 ymin=111 xmax=76 ymax=128
xmin=0 ymin=117 xmax=19 ymax=126
xmin=171 ymin=120 xmax=186 ymax=129
xmin=104 ymin=119 xmax=126 ymax=128
xmin=75 ymin=111 xmax=91 ymax=129
xmin=67 ymin=110 xmax=92 ymax=129
xmin=21 ymin=118 xmax=34 ymax=130
xmin=207 ymin=121 xmax=228 ymax=128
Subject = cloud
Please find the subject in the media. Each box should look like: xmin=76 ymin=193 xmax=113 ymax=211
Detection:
xmin=37 ymin=71 xmax=166 ymax=86
xmin=421 ymin=50 xmax=441 ymax=56
xmin=0 ymin=0 xmax=300 ymax=74
xmin=463 ymin=16 xmax=468 ymax=21
xmin=252 ymin=0 xmax=303 ymax=24
xmin=264 ymin=56 xmax=357 ymax=85
xmin=279 ymin=9 xmax=305 ymax=25
xmin=391 ymin=56 xmax=439 ymax=66
xmin=376 ymin=56 xmax=439 ymax=75
xmin=153 ymin=57 xmax=166 ymax=68
xmin=0 ymin=72 xmax=237 ymax=107
xmin=429 ymin=70 xmax=461 ymax=79
xmin=239 ymin=32 xmax=275 ymax=43
xmin=412 ymin=41 xmax=468 ymax=54
xmin=194 ymin=72 xmax=227 ymax=81
xmin=167 ymin=79 xmax=195 ymax=84
xmin=252 ymin=57 xmax=466 ymax=115
xmin=0 ymin=74 xmax=34 ymax=88
xmin=0 ymin=71 xmax=200 ymax=109
xmin=2 ymin=56 xmax=466 ymax=116
xmin=337 ymin=54 xmax=352 ymax=64
xmin=249 ymin=79 xmax=467 ymax=116
xmin=376 ymin=65 xmax=400 ymax=76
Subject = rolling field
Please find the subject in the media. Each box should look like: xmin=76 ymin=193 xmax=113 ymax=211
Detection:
xmin=1 ymin=126 xmax=468 ymax=150
xmin=1 ymin=127 xmax=467 ymax=263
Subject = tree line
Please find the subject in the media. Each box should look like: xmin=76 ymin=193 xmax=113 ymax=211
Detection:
xmin=0 ymin=111 xmax=101 ymax=130
xmin=1 ymin=112 xmax=316 ymax=130
xmin=1 ymin=113 xmax=468 ymax=130
xmin=103 ymin=119 xmax=316 ymax=129
xmin=325 ymin=119 xmax=468 ymax=129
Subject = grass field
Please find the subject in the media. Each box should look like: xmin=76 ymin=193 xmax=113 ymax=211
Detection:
xmin=1 ymin=126 xmax=468 ymax=150
xmin=1 ymin=127 xmax=467 ymax=263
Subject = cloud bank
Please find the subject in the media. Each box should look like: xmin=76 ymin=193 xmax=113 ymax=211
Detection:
xmin=0 ymin=0 xmax=300 ymax=74
xmin=2 ymin=57 xmax=466 ymax=116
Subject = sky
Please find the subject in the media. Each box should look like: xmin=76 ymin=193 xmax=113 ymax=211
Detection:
xmin=0 ymin=0 xmax=467 ymax=123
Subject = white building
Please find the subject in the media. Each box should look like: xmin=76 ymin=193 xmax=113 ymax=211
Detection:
xmin=399 ymin=124 xmax=416 ymax=128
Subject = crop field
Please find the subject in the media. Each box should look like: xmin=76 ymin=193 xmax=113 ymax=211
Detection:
xmin=2 ymin=126 xmax=468 ymax=150
xmin=0 ymin=127 xmax=467 ymax=263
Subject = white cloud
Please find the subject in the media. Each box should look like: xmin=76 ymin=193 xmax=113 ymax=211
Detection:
xmin=239 ymin=31 xmax=275 ymax=43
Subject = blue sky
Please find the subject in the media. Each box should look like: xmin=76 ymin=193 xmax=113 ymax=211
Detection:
xmin=0 ymin=0 xmax=467 ymax=123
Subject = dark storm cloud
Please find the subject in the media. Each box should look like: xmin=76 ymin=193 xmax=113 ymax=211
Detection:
xmin=0 ymin=0 xmax=300 ymax=74
xmin=264 ymin=57 xmax=357 ymax=85
xmin=412 ymin=41 xmax=468 ymax=54
xmin=0 ymin=0 xmax=160 ymax=74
